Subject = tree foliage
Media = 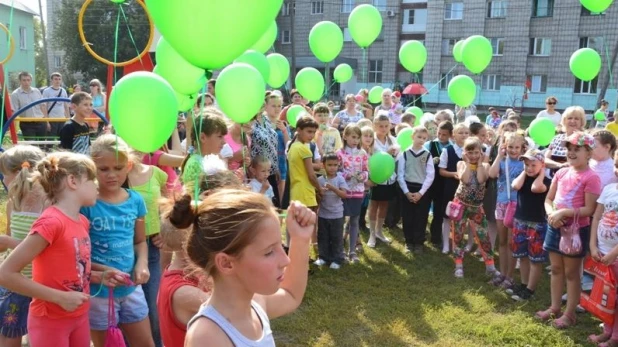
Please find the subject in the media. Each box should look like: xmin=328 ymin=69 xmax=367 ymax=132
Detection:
xmin=51 ymin=0 xmax=150 ymax=84
xmin=33 ymin=17 xmax=46 ymax=87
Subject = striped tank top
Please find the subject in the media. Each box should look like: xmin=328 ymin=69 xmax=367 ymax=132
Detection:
xmin=8 ymin=211 xmax=40 ymax=278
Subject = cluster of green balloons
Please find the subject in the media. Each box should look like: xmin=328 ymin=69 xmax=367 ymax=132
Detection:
xmin=333 ymin=64 xmax=353 ymax=83
xmin=368 ymin=86 xmax=383 ymax=104
xmin=295 ymin=68 xmax=324 ymax=102
xmin=235 ymin=50 xmax=270 ymax=83
xmin=148 ymin=0 xmax=283 ymax=69
xmin=461 ymin=36 xmax=493 ymax=74
xmin=216 ymin=63 xmax=266 ymax=124
xmin=580 ymin=0 xmax=614 ymax=13
xmin=309 ymin=21 xmax=343 ymax=63
xmin=251 ymin=21 xmax=278 ymax=54
xmin=110 ymin=72 xmax=178 ymax=153
xmin=570 ymin=48 xmax=602 ymax=82
xmin=347 ymin=4 xmax=382 ymax=48
xmin=528 ymin=118 xmax=555 ymax=147
xmin=448 ymin=75 xmax=476 ymax=107
xmin=399 ymin=41 xmax=427 ymax=73
xmin=369 ymin=152 xmax=395 ymax=184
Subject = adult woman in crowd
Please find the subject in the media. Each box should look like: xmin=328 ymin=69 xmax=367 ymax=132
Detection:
xmin=332 ymin=94 xmax=364 ymax=133
xmin=535 ymin=96 xmax=562 ymax=128
xmin=252 ymin=101 xmax=280 ymax=207
xmin=544 ymin=106 xmax=587 ymax=175
xmin=89 ymin=79 xmax=106 ymax=131
xmin=357 ymin=89 xmax=373 ymax=119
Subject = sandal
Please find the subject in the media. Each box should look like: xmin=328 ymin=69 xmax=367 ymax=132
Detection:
xmin=589 ymin=333 xmax=611 ymax=344
xmin=499 ymin=278 xmax=515 ymax=290
xmin=552 ymin=312 xmax=576 ymax=329
xmin=488 ymin=274 xmax=505 ymax=286
xmin=454 ymin=268 xmax=464 ymax=278
xmin=599 ymin=339 xmax=618 ymax=347
xmin=534 ymin=307 xmax=561 ymax=322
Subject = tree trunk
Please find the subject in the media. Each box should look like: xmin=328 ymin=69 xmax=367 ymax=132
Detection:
xmin=38 ymin=0 xmax=51 ymax=80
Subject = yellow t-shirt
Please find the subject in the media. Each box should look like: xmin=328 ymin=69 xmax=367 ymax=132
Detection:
xmin=288 ymin=141 xmax=317 ymax=207
xmin=606 ymin=122 xmax=618 ymax=137
xmin=131 ymin=166 xmax=168 ymax=236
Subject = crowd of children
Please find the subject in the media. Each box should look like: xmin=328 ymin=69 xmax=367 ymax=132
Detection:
xmin=1 ymin=84 xmax=618 ymax=346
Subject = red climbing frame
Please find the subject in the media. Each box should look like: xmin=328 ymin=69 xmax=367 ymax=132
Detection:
xmin=0 ymin=65 xmax=19 ymax=144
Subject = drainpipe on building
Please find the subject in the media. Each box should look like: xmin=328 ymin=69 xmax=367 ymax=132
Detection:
xmin=290 ymin=0 xmax=296 ymax=95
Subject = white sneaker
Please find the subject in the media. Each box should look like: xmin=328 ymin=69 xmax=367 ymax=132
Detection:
xmin=314 ymin=259 xmax=327 ymax=266
xmin=375 ymin=231 xmax=391 ymax=243
xmin=330 ymin=263 xmax=341 ymax=270
xmin=367 ymin=232 xmax=376 ymax=248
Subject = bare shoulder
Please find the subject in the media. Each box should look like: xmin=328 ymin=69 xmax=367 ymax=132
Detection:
xmin=185 ymin=316 xmax=233 ymax=347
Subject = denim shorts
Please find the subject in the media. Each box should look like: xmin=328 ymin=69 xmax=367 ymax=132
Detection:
xmin=543 ymin=224 xmax=590 ymax=258
xmin=89 ymin=285 xmax=149 ymax=330
xmin=0 ymin=286 xmax=31 ymax=338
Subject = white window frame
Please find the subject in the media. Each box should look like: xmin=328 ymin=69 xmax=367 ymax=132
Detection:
xmin=527 ymin=75 xmax=547 ymax=93
xmin=407 ymin=9 xmax=415 ymax=24
xmin=343 ymin=27 xmax=352 ymax=42
xmin=368 ymin=59 xmax=383 ymax=83
xmin=19 ymin=26 xmax=26 ymax=50
xmin=488 ymin=1 xmax=507 ymax=18
xmin=444 ymin=2 xmax=464 ymax=20
xmin=341 ymin=0 xmax=354 ymax=13
xmin=281 ymin=2 xmax=290 ymax=16
xmin=579 ymin=36 xmax=604 ymax=53
xmin=533 ymin=0 xmax=554 ymax=17
xmin=491 ymin=38 xmax=505 ymax=56
xmin=530 ymin=38 xmax=551 ymax=56
xmin=574 ymin=77 xmax=598 ymax=94
xmin=440 ymin=73 xmax=454 ymax=89
xmin=54 ymin=55 xmax=61 ymax=68
xmin=373 ymin=0 xmax=386 ymax=12
xmin=311 ymin=1 xmax=324 ymax=14
xmin=281 ymin=30 xmax=291 ymax=44
xmin=481 ymin=75 xmax=501 ymax=91
xmin=441 ymin=39 xmax=457 ymax=56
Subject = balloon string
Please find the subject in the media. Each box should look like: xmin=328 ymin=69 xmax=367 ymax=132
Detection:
xmin=118 ymin=3 xmax=143 ymax=66
xmin=362 ymin=48 xmax=367 ymax=86
xmin=322 ymin=80 xmax=337 ymax=100
xmin=241 ymin=127 xmax=248 ymax=181
xmin=0 ymin=0 xmax=14 ymax=141
xmin=405 ymin=63 xmax=458 ymax=108
xmin=476 ymin=81 xmax=482 ymax=111
xmin=192 ymin=84 xmax=207 ymax=207
xmin=113 ymin=5 xmax=121 ymax=161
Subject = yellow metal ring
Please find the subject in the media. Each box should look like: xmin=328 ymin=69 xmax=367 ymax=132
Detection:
xmin=0 ymin=22 xmax=15 ymax=65
xmin=78 ymin=0 xmax=154 ymax=67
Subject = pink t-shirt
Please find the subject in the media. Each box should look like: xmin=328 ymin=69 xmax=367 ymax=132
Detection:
xmin=30 ymin=206 xmax=91 ymax=319
xmin=223 ymin=133 xmax=250 ymax=171
xmin=553 ymin=167 xmax=602 ymax=227
xmin=143 ymin=151 xmax=181 ymax=193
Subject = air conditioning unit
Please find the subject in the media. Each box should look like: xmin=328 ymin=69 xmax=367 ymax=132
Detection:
xmin=387 ymin=10 xmax=396 ymax=17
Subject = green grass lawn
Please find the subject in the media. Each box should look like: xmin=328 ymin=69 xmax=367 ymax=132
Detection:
xmin=273 ymin=225 xmax=600 ymax=347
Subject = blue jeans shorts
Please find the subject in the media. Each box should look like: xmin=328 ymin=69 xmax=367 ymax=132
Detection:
xmin=0 ymin=286 xmax=31 ymax=338
xmin=89 ymin=285 xmax=149 ymax=330
xmin=543 ymin=225 xmax=590 ymax=258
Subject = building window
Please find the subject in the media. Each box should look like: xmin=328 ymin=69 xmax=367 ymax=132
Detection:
xmin=54 ymin=55 xmax=61 ymax=68
xmin=581 ymin=6 xmax=605 ymax=16
xmin=281 ymin=2 xmax=290 ymax=16
xmin=488 ymin=1 xmax=507 ymax=18
xmin=342 ymin=0 xmax=354 ymax=13
xmin=579 ymin=36 xmax=604 ymax=53
xmin=444 ymin=2 xmax=464 ymax=20
xmin=407 ymin=9 xmax=415 ymax=24
xmin=440 ymin=73 xmax=454 ymax=89
xmin=343 ymin=27 xmax=352 ymax=42
xmin=373 ymin=0 xmax=386 ymax=11
xmin=481 ymin=75 xmax=501 ymax=91
xmin=441 ymin=39 xmax=458 ymax=56
xmin=529 ymin=38 xmax=551 ymax=56
xmin=491 ymin=38 xmax=505 ymax=56
xmin=18 ymin=26 xmax=26 ymax=50
xmin=533 ymin=0 xmax=553 ymax=17
xmin=311 ymin=1 xmax=324 ymax=14
xmin=574 ymin=77 xmax=598 ymax=94
xmin=368 ymin=60 xmax=383 ymax=83
xmin=281 ymin=30 xmax=291 ymax=44
xmin=527 ymin=75 xmax=547 ymax=93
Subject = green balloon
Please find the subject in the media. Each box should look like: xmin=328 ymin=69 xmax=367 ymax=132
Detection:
xmin=309 ymin=21 xmax=343 ymax=63
xmin=399 ymin=41 xmax=427 ymax=73
xmin=251 ymin=21 xmax=277 ymax=54
xmin=580 ymin=0 xmax=613 ymax=13
xmin=397 ymin=128 xmax=414 ymax=150
xmin=347 ymin=4 xmax=382 ymax=48
xmin=234 ymin=50 xmax=270 ymax=83
xmin=462 ymin=35 xmax=493 ymax=74
xmin=333 ymin=64 xmax=353 ymax=83
xmin=216 ymin=63 xmax=266 ymax=124
xmin=109 ymin=72 xmax=178 ymax=153
xmin=448 ymin=75 xmax=477 ymax=107
xmin=529 ymin=118 xmax=556 ymax=147
xmin=176 ymin=92 xmax=196 ymax=112
xmin=368 ymin=86 xmax=383 ymax=104
xmin=595 ymin=110 xmax=607 ymax=121
xmin=453 ymin=40 xmax=464 ymax=63
xmin=406 ymin=106 xmax=423 ymax=120
xmin=570 ymin=48 xmax=602 ymax=82
xmin=295 ymin=68 xmax=324 ymax=102
xmin=368 ymin=152 xmax=395 ymax=184
xmin=287 ymin=105 xmax=305 ymax=127
xmin=154 ymin=38 xmax=206 ymax=95
xmin=148 ymin=0 xmax=283 ymax=69
xmin=266 ymin=53 xmax=290 ymax=88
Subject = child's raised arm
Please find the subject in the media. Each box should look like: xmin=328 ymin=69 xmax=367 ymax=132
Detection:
xmin=457 ymin=161 xmax=471 ymax=184
xmin=0 ymin=234 xmax=89 ymax=312
xmin=531 ymin=170 xmax=548 ymax=194
xmin=255 ymin=201 xmax=315 ymax=319
xmin=511 ymin=170 xmax=526 ymax=191
xmin=476 ymin=162 xmax=490 ymax=184
xmin=488 ymin=149 xmax=503 ymax=179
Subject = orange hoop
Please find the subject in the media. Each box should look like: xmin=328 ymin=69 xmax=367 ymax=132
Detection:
xmin=0 ymin=23 xmax=15 ymax=65
xmin=77 ymin=0 xmax=154 ymax=67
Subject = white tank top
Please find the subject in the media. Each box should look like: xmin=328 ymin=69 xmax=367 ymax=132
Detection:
xmin=187 ymin=301 xmax=275 ymax=346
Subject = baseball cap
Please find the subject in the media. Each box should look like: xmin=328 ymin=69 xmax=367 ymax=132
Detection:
xmin=393 ymin=91 xmax=402 ymax=98
xmin=560 ymin=131 xmax=595 ymax=149
xmin=519 ymin=149 xmax=545 ymax=163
